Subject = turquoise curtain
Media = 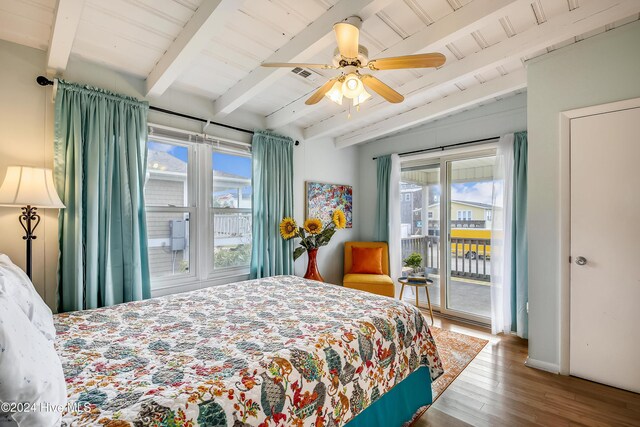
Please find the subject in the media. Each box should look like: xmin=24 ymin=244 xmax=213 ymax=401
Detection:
xmin=250 ymin=130 xmax=294 ymax=278
xmin=375 ymin=155 xmax=391 ymax=242
xmin=54 ymin=80 xmax=150 ymax=312
xmin=511 ymin=131 xmax=528 ymax=338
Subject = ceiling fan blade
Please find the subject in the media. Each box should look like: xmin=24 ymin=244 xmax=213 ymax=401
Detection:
xmin=305 ymin=78 xmax=340 ymax=105
xmin=367 ymin=53 xmax=446 ymax=70
xmin=261 ymin=62 xmax=334 ymax=69
xmin=361 ymin=75 xmax=404 ymax=103
xmin=333 ymin=22 xmax=359 ymax=59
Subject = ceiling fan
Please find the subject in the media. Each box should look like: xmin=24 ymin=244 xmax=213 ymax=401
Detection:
xmin=261 ymin=16 xmax=446 ymax=109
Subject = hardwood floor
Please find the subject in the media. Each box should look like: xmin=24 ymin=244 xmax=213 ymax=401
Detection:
xmin=415 ymin=314 xmax=640 ymax=427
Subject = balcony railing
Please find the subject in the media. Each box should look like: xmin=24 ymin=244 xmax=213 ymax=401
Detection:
xmin=428 ymin=219 xmax=487 ymax=229
xmin=451 ymin=219 xmax=487 ymax=229
xmin=451 ymin=237 xmax=490 ymax=281
xmin=401 ymin=235 xmax=491 ymax=282
xmin=214 ymin=213 xmax=251 ymax=238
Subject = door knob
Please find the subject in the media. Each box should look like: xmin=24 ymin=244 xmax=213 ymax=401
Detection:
xmin=575 ymin=256 xmax=587 ymax=266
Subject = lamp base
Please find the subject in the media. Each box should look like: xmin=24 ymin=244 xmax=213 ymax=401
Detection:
xmin=18 ymin=205 xmax=40 ymax=280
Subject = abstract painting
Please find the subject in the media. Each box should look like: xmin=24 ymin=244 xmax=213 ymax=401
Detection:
xmin=306 ymin=181 xmax=353 ymax=228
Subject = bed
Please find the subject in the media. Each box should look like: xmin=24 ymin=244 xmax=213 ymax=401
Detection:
xmin=55 ymin=276 xmax=443 ymax=426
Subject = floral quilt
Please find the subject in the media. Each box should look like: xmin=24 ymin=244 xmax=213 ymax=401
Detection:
xmin=54 ymin=276 xmax=443 ymax=426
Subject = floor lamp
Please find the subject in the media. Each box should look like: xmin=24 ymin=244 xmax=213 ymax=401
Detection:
xmin=0 ymin=166 xmax=65 ymax=280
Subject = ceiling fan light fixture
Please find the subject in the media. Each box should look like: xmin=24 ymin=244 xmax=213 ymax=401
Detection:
xmin=353 ymin=88 xmax=371 ymax=107
xmin=261 ymin=18 xmax=445 ymax=111
xmin=324 ymin=80 xmax=343 ymax=105
xmin=341 ymin=73 xmax=363 ymax=99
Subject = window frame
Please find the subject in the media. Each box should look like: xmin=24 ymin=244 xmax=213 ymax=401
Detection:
xmin=399 ymin=145 xmax=497 ymax=325
xmin=210 ymin=148 xmax=253 ymax=275
xmin=457 ymin=210 xmax=471 ymax=220
xmin=145 ymin=137 xmax=198 ymax=287
xmin=145 ymin=134 xmax=252 ymax=291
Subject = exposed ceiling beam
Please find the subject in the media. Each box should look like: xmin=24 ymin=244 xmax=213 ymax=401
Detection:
xmin=146 ymin=0 xmax=240 ymax=97
xmin=210 ymin=0 xmax=394 ymax=118
xmin=335 ymin=69 xmax=527 ymax=148
xmin=308 ymin=0 xmax=640 ymax=141
xmin=267 ymin=0 xmax=527 ymax=130
xmin=46 ymin=0 xmax=85 ymax=73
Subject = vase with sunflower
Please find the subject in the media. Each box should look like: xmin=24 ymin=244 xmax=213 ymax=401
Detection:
xmin=279 ymin=210 xmax=347 ymax=282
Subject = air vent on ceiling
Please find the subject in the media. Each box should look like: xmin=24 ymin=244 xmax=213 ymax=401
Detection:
xmin=290 ymin=67 xmax=321 ymax=83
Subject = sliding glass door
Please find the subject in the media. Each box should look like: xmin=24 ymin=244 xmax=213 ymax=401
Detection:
xmin=445 ymin=156 xmax=495 ymax=321
xmin=400 ymin=164 xmax=441 ymax=308
xmin=400 ymin=150 xmax=496 ymax=324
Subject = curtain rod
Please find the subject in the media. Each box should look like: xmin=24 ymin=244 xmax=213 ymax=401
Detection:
xmin=36 ymin=76 xmax=254 ymax=136
xmin=372 ymin=136 xmax=499 ymax=160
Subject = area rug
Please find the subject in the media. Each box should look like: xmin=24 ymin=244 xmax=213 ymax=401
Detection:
xmin=404 ymin=325 xmax=488 ymax=425
xmin=429 ymin=326 xmax=488 ymax=399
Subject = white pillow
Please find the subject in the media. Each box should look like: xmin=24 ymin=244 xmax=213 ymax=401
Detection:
xmin=0 ymin=255 xmax=56 ymax=342
xmin=0 ymin=292 xmax=67 ymax=427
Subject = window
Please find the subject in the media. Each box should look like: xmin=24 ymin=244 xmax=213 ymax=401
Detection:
xmin=145 ymin=141 xmax=193 ymax=281
xmin=405 ymin=193 xmax=411 ymax=201
xmin=457 ymin=210 xmax=472 ymax=220
xmin=145 ymin=129 xmax=252 ymax=288
xmin=485 ymin=210 xmax=492 ymax=221
xmin=212 ymin=151 xmax=252 ymax=270
xmin=428 ymin=212 xmax=433 ymax=219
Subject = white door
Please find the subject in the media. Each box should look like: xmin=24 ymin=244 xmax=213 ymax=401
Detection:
xmin=570 ymin=106 xmax=640 ymax=393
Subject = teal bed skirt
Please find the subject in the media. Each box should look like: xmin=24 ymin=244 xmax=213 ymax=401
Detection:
xmin=344 ymin=366 xmax=433 ymax=427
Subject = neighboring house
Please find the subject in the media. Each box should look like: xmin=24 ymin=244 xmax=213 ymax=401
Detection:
xmin=427 ymin=200 xmax=492 ymax=223
xmin=145 ymin=150 xmax=189 ymax=278
xmin=144 ymin=148 xmax=251 ymax=278
xmin=400 ymin=186 xmax=422 ymax=225
xmin=401 ymin=182 xmax=493 ymax=236
xmin=400 ymin=183 xmax=439 ymax=236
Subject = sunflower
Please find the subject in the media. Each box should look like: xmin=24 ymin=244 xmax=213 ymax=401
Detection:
xmin=332 ymin=210 xmax=347 ymax=229
xmin=279 ymin=217 xmax=298 ymax=239
xmin=304 ymin=218 xmax=323 ymax=235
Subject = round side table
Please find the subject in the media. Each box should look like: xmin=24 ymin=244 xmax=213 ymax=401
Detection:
xmin=398 ymin=277 xmax=434 ymax=324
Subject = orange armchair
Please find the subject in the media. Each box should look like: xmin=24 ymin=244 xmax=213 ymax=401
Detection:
xmin=343 ymin=241 xmax=395 ymax=298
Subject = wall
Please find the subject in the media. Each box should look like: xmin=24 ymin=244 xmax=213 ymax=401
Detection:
xmin=0 ymin=40 xmax=57 ymax=309
xmin=0 ymin=38 xmax=356 ymax=309
xmin=356 ymin=93 xmax=527 ymax=241
xmin=526 ymin=21 xmax=640 ymax=369
xmin=284 ymin=129 xmax=359 ymax=285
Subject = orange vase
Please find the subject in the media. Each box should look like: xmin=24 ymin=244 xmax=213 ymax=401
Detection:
xmin=304 ymin=248 xmax=324 ymax=282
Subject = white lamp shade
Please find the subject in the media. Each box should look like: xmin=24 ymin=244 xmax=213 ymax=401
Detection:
xmin=341 ymin=73 xmax=364 ymax=99
xmin=0 ymin=166 xmax=65 ymax=208
xmin=353 ymin=88 xmax=371 ymax=106
xmin=324 ymin=81 xmax=344 ymax=105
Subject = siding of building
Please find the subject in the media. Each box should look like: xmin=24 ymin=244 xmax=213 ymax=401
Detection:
xmin=145 ymin=178 xmax=185 ymax=207
xmin=427 ymin=202 xmax=488 ymax=221
xmin=145 ymin=178 xmax=189 ymax=279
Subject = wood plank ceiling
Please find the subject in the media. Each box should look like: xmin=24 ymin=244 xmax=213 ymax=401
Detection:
xmin=0 ymin=0 xmax=639 ymax=146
